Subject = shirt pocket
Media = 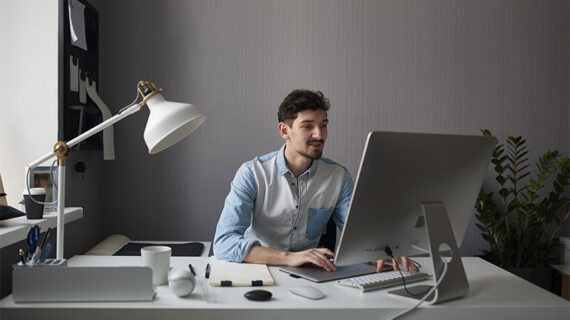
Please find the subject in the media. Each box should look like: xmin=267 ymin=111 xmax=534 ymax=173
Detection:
xmin=306 ymin=207 xmax=334 ymax=240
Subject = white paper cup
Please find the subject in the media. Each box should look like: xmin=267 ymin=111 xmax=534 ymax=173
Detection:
xmin=141 ymin=246 xmax=171 ymax=285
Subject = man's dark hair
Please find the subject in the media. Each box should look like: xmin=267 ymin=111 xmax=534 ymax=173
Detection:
xmin=278 ymin=89 xmax=330 ymax=125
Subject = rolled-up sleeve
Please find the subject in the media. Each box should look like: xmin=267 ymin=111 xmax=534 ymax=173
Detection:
xmin=332 ymin=168 xmax=354 ymax=231
xmin=213 ymin=163 xmax=260 ymax=262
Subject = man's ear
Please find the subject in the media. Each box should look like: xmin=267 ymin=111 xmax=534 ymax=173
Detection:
xmin=278 ymin=122 xmax=289 ymax=140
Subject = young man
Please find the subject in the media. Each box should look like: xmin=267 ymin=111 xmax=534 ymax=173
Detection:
xmin=213 ymin=90 xmax=417 ymax=273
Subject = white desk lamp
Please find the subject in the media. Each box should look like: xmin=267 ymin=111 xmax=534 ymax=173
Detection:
xmin=27 ymin=81 xmax=206 ymax=259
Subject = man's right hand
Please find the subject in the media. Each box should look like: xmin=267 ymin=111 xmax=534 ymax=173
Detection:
xmin=285 ymin=248 xmax=337 ymax=272
xmin=243 ymin=245 xmax=337 ymax=272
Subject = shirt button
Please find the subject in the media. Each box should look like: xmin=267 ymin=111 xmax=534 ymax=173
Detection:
xmin=295 ymin=205 xmax=298 ymax=208
xmin=293 ymin=226 xmax=298 ymax=230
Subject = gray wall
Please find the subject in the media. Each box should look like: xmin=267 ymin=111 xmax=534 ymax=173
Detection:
xmin=87 ymin=0 xmax=568 ymax=255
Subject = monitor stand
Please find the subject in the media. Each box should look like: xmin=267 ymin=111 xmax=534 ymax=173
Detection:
xmin=387 ymin=202 xmax=469 ymax=304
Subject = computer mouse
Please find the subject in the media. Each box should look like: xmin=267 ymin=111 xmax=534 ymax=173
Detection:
xmin=244 ymin=289 xmax=272 ymax=301
xmin=289 ymin=286 xmax=325 ymax=300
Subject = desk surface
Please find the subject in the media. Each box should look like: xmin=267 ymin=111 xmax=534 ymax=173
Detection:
xmin=1 ymin=256 xmax=569 ymax=320
xmin=552 ymin=264 xmax=570 ymax=276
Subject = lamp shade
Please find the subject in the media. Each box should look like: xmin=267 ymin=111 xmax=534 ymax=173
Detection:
xmin=143 ymin=93 xmax=206 ymax=154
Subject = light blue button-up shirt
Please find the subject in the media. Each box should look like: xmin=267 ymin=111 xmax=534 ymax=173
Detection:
xmin=213 ymin=145 xmax=354 ymax=262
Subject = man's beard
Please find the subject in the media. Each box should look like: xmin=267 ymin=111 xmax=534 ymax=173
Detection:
xmin=299 ymin=149 xmax=323 ymax=160
xmin=299 ymin=140 xmax=324 ymax=160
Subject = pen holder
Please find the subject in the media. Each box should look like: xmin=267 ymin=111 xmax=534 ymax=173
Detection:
xmin=12 ymin=263 xmax=154 ymax=302
xmin=17 ymin=259 xmax=67 ymax=267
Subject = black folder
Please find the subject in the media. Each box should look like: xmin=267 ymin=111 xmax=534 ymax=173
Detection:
xmin=113 ymin=242 xmax=204 ymax=257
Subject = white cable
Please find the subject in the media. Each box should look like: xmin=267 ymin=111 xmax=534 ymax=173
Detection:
xmin=411 ymin=244 xmax=430 ymax=254
xmin=25 ymin=160 xmax=59 ymax=206
xmin=117 ymin=81 xmax=143 ymax=114
xmin=49 ymin=159 xmax=58 ymax=192
xmin=386 ymin=256 xmax=449 ymax=320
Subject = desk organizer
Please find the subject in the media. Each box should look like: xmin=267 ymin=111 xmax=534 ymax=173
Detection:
xmin=24 ymin=258 xmax=67 ymax=267
xmin=13 ymin=262 xmax=153 ymax=302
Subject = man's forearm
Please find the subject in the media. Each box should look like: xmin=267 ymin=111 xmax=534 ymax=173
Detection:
xmin=242 ymin=245 xmax=290 ymax=265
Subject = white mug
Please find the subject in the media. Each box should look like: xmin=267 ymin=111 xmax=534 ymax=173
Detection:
xmin=141 ymin=246 xmax=171 ymax=285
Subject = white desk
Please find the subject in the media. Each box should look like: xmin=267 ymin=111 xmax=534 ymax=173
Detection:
xmin=1 ymin=256 xmax=569 ymax=320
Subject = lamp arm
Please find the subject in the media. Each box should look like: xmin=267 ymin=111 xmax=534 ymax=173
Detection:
xmin=25 ymin=102 xmax=142 ymax=260
xmin=27 ymin=103 xmax=142 ymax=169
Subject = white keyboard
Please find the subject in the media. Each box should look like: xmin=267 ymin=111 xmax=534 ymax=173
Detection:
xmin=337 ymin=271 xmax=430 ymax=292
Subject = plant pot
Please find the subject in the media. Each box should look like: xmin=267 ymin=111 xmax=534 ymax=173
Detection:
xmin=506 ymin=266 xmax=560 ymax=294
xmin=549 ymin=244 xmax=566 ymax=265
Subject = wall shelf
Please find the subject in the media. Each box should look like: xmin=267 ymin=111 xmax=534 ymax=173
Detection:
xmin=0 ymin=207 xmax=83 ymax=249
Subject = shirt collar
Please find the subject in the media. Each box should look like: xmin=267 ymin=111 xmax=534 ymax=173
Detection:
xmin=277 ymin=144 xmax=290 ymax=176
xmin=277 ymin=144 xmax=318 ymax=177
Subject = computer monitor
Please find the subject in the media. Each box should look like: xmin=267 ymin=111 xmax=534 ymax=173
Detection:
xmin=334 ymin=131 xmax=496 ymax=303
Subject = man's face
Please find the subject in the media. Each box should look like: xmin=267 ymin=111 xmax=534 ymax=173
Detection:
xmin=282 ymin=109 xmax=328 ymax=160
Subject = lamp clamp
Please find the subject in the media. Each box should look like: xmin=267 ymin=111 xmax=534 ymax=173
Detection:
xmin=138 ymin=81 xmax=163 ymax=106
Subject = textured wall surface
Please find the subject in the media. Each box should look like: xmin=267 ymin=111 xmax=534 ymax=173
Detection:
xmin=88 ymin=0 xmax=568 ymax=256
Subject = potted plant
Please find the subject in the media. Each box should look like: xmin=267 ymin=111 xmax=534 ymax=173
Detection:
xmin=474 ymin=130 xmax=570 ymax=290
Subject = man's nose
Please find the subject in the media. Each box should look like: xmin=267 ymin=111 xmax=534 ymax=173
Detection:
xmin=312 ymin=127 xmax=323 ymax=139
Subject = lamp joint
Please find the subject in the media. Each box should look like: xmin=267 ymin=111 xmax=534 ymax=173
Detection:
xmin=138 ymin=81 xmax=163 ymax=106
xmin=53 ymin=142 xmax=68 ymax=166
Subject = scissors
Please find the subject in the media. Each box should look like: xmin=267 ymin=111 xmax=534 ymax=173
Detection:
xmin=26 ymin=225 xmax=40 ymax=260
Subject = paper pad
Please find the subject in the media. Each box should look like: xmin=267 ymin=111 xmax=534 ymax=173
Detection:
xmin=208 ymin=257 xmax=274 ymax=287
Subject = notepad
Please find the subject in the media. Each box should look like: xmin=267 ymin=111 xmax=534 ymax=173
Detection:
xmin=208 ymin=257 xmax=274 ymax=287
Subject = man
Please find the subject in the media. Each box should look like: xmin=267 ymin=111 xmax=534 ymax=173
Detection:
xmin=213 ymin=89 xmax=417 ymax=273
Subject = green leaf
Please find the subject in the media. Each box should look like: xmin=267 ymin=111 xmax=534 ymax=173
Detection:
xmin=474 ymin=131 xmax=570 ymax=268
xmin=496 ymin=176 xmax=507 ymax=185
xmin=518 ymin=170 xmax=530 ymax=180
xmin=517 ymin=159 xmax=529 ymax=169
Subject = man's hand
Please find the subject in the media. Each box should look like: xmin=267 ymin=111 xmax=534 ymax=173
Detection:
xmin=285 ymin=248 xmax=337 ymax=272
xmin=243 ymin=245 xmax=336 ymax=271
xmin=376 ymin=256 xmax=419 ymax=273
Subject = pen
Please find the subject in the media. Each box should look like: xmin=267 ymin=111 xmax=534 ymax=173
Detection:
xmin=205 ymin=263 xmax=210 ymax=278
xmin=39 ymin=227 xmax=52 ymax=251
xmin=188 ymin=264 xmax=196 ymax=276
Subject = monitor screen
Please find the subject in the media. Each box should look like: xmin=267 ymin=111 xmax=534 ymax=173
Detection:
xmin=334 ymin=131 xmax=496 ymax=266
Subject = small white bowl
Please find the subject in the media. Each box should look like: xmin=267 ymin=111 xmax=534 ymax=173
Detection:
xmin=168 ymin=269 xmax=195 ymax=297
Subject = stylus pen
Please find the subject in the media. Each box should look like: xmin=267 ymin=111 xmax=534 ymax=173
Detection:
xmin=40 ymin=243 xmax=52 ymax=263
xmin=205 ymin=263 xmax=210 ymax=278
